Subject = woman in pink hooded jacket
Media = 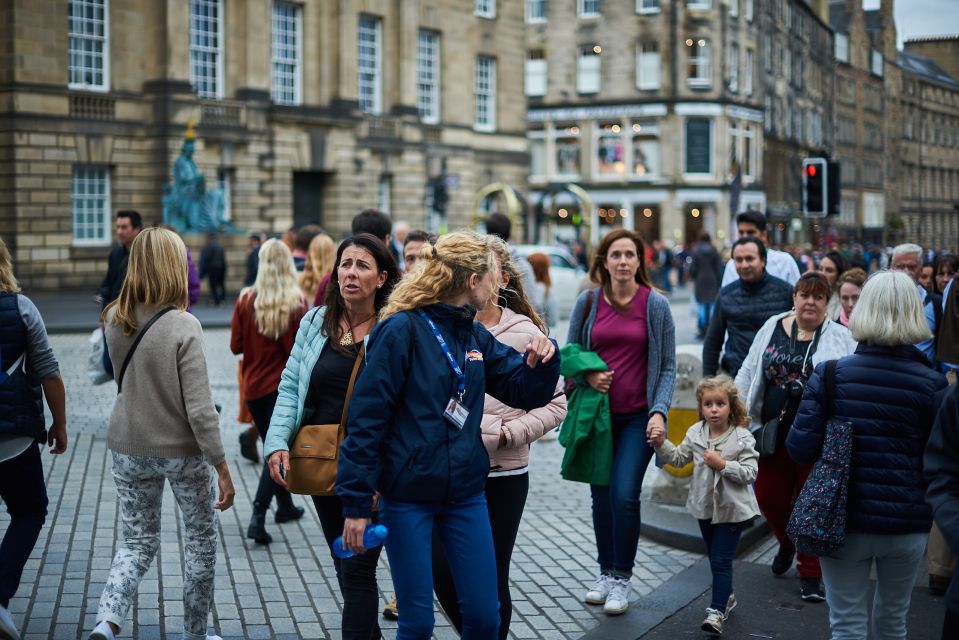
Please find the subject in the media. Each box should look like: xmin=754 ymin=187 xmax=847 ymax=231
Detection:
xmin=431 ymin=239 xmax=567 ymax=640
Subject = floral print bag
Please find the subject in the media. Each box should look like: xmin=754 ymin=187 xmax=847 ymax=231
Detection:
xmin=786 ymin=360 xmax=853 ymax=557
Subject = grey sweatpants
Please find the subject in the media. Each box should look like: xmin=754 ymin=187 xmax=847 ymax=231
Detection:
xmin=97 ymin=452 xmax=218 ymax=640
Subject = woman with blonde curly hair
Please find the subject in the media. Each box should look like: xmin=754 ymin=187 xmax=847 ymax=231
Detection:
xmin=431 ymin=239 xmax=567 ymax=640
xmin=230 ymin=239 xmax=309 ymax=545
xmin=648 ymin=376 xmax=760 ymax=635
xmin=91 ymin=228 xmax=234 ymax=640
xmin=332 ymin=230 xmax=561 ymax=640
xmin=300 ymin=232 xmax=336 ymax=304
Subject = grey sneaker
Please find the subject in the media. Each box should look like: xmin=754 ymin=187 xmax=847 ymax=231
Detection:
xmin=603 ymin=576 xmax=632 ymax=615
xmin=0 ymin=604 xmax=20 ymax=640
xmin=585 ymin=573 xmax=613 ymax=604
xmin=88 ymin=621 xmax=115 ymax=640
xmin=702 ymin=608 xmax=724 ymax=635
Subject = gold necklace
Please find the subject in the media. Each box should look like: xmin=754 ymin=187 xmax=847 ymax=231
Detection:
xmin=340 ymin=313 xmax=374 ymax=346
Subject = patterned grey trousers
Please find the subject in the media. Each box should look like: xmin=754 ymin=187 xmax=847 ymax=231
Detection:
xmin=97 ymin=452 xmax=218 ymax=640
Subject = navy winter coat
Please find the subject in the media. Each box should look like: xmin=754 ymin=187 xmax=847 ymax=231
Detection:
xmin=925 ymin=384 xmax=959 ymax=613
xmin=336 ymin=304 xmax=561 ymax=518
xmin=787 ymin=344 xmax=948 ymax=535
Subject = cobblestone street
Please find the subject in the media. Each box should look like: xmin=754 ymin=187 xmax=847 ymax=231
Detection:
xmin=3 ymin=313 xmax=703 ymax=640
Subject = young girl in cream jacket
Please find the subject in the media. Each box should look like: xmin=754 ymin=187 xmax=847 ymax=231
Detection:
xmin=647 ymin=376 xmax=760 ymax=637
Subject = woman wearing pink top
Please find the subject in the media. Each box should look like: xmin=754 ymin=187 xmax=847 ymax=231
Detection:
xmin=566 ymin=229 xmax=676 ymax=616
xmin=432 ymin=240 xmax=567 ymax=640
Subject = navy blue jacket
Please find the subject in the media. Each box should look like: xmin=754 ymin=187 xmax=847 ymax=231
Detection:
xmin=0 ymin=293 xmax=44 ymax=441
xmin=925 ymin=384 xmax=959 ymax=613
xmin=787 ymin=344 xmax=948 ymax=535
xmin=337 ymin=304 xmax=561 ymax=518
xmin=702 ymin=271 xmax=793 ymax=376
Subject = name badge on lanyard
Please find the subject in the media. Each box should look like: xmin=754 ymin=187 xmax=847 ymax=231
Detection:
xmin=417 ymin=310 xmax=470 ymax=430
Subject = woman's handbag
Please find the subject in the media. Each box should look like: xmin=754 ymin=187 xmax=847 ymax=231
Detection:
xmin=286 ymin=346 xmax=365 ymax=496
xmin=754 ymin=410 xmax=784 ymax=458
xmin=786 ymin=360 xmax=853 ymax=557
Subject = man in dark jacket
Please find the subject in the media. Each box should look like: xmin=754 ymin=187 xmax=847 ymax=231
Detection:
xmin=689 ymin=230 xmax=723 ymax=339
xmin=926 ymin=383 xmax=959 ymax=637
xmin=702 ymin=237 xmax=792 ymax=376
xmin=95 ymin=210 xmax=142 ymax=377
xmin=96 ymin=210 xmax=142 ymax=310
xmin=199 ymin=234 xmax=227 ymax=306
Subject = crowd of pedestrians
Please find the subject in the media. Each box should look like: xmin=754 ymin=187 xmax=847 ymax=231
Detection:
xmin=0 ymin=204 xmax=957 ymax=640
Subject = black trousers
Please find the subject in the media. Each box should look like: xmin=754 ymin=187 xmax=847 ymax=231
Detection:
xmin=207 ymin=268 xmax=226 ymax=304
xmin=0 ymin=444 xmax=47 ymax=608
xmin=432 ymin=473 xmax=529 ymax=640
xmin=246 ymin=392 xmax=295 ymax=511
xmin=313 ymin=494 xmax=383 ymax=640
xmin=945 ymin=606 xmax=959 ymax=640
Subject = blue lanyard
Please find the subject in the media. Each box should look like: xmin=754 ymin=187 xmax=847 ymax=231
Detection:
xmin=416 ymin=309 xmax=466 ymax=401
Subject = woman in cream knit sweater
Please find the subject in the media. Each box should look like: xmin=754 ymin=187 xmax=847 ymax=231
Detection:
xmin=90 ymin=228 xmax=234 ymax=640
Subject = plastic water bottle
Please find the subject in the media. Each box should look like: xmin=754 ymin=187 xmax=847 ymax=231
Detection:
xmin=332 ymin=524 xmax=389 ymax=558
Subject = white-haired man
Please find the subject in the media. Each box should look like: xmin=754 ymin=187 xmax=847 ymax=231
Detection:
xmin=891 ymin=243 xmax=937 ymax=365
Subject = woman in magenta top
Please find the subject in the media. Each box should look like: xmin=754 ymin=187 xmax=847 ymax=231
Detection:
xmin=566 ymin=228 xmax=676 ymax=616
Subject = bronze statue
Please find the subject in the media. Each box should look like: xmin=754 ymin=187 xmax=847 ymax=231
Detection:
xmin=162 ymin=121 xmax=228 ymax=233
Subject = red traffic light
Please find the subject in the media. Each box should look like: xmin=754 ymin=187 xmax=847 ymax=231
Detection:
xmin=806 ymin=165 xmax=817 ymax=177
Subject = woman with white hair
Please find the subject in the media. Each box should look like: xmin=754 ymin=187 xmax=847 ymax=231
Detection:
xmin=787 ymin=270 xmax=948 ymax=640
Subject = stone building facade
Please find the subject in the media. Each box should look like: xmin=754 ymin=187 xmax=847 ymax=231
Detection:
xmin=1 ymin=0 xmax=528 ymax=290
xmin=524 ymin=0 xmax=767 ymax=249
xmin=827 ymin=0 xmax=896 ymax=244
xmin=896 ymin=39 xmax=959 ymax=250
xmin=760 ymin=0 xmax=835 ymax=244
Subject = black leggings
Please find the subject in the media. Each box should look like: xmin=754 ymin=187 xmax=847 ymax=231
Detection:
xmin=432 ymin=473 xmax=529 ymax=640
xmin=313 ymin=495 xmax=383 ymax=640
xmin=246 ymin=392 xmax=294 ymax=511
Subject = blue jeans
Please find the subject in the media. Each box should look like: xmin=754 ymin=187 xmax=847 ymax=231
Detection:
xmin=590 ymin=411 xmax=654 ymax=577
xmin=697 ymin=302 xmax=715 ymax=333
xmin=698 ymin=520 xmax=743 ymax=612
xmin=0 ymin=443 xmax=47 ymax=608
xmin=819 ymin=532 xmax=926 ymax=640
xmin=380 ymin=492 xmax=499 ymax=640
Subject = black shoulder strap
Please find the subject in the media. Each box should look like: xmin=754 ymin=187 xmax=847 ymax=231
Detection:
xmin=823 ymin=359 xmax=838 ymax=421
xmin=117 ymin=307 xmax=176 ymax=394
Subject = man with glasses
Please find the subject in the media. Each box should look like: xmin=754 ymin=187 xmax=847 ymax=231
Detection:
xmin=891 ymin=243 xmax=937 ymax=365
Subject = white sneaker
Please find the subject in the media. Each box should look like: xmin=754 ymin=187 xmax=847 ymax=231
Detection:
xmin=88 ymin=621 xmax=115 ymax=640
xmin=0 ymin=604 xmax=20 ymax=640
xmin=602 ymin=576 xmax=632 ymax=615
xmin=584 ymin=573 xmax=613 ymax=604
xmin=724 ymin=593 xmax=737 ymax=618
xmin=702 ymin=608 xmax=724 ymax=635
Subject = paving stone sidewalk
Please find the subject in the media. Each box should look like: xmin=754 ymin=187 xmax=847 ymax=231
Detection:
xmin=3 ymin=327 xmax=702 ymax=640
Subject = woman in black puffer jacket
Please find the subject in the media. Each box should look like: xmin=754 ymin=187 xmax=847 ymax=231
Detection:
xmin=788 ymin=271 xmax=948 ymax=640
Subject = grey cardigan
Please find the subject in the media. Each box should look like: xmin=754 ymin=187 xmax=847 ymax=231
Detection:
xmin=566 ymin=287 xmax=676 ymax=419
